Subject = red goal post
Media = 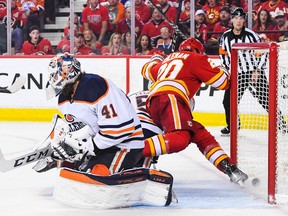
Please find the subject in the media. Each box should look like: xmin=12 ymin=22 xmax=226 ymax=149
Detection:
xmin=230 ymin=42 xmax=288 ymax=204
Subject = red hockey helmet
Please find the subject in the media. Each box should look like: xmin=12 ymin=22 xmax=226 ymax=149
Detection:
xmin=178 ymin=38 xmax=205 ymax=54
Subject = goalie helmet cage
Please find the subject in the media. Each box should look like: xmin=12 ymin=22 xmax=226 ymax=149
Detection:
xmin=230 ymin=42 xmax=288 ymax=204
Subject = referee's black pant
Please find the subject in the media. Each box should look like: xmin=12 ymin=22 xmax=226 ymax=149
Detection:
xmin=223 ymin=71 xmax=271 ymax=129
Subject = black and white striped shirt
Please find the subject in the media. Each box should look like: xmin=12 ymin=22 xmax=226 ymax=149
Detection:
xmin=219 ymin=27 xmax=266 ymax=73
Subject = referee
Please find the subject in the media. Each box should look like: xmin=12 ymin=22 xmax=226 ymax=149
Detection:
xmin=218 ymin=7 xmax=286 ymax=135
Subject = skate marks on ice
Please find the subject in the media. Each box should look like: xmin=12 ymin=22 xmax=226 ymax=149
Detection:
xmin=0 ymin=123 xmax=288 ymax=216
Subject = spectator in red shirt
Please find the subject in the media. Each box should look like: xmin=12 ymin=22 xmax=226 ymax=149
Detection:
xmin=135 ymin=0 xmax=151 ymax=24
xmin=180 ymin=0 xmax=191 ymax=22
xmin=83 ymin=28 xmax=103 ymax=54
xmin=116 ymin=6 xmax=143 ymax=37
xmin=55 ymin=37 xmax=70 ymax=54
xmin=65 ymin=32 xmax=95 ymax=55
xmin=141 ymin=7 xmax=174 ymax=45
xmin=122 ymin=30 xmax=135 ymax=53
xmin=0 ymin=0 xmax=27 ymax=54
xmin=63 ymin=13 xmax=84 ymax=39
xmin=252 ymin=9 xmax=278 ymax=42
xmin=157 ymin=0 xmax=177 ymax=23
xmin=271 ymin=9 xmax=288 ymax=42
xmin=202 ymin=0 xmax=223 ymax=31
xmin=194 ymin=9 xmax=209 ymax=44
xmin=56 ymin=23 xmax=82 ymax=54
xmin=244 ymin=0 xmax=263 ymax=16
xmin=210 ymin=6 xmax=231 ymax=40
xmin=101 ymin=32 xmax=129 ymax=55
xmin=261 ymin=0 xmax=288 ymax=19
xmin=20 ymin=25 xmax=54 ymax=55
xmin=206 ymin=6 xmax=231 ymax=55
xmin=81 ymin=0 xmax=114 ymax=45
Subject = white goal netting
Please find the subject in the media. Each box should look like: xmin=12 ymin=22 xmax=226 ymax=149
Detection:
xmin=233 ymin=42 xmax=288 ymax=204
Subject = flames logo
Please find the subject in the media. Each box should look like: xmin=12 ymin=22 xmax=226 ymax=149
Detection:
xmin=206 ymin=8 xmax=220 ymax=25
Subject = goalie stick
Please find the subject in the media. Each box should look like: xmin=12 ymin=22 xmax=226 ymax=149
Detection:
xmin=0 ymin=75 xmax=26 ymax=94
xmin=0 ymin=114 xmax=64 ymax=172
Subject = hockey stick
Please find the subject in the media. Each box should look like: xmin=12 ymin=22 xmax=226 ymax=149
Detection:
xmin=0 ymin=75 xmax=26 ymax=94
xmin=0 ymin=144 xmax=53 ymax=172
xmin=0 ymin=114 xmax=63 ymax=172
xmin=148 ymin=0 xmax=186 ymax=52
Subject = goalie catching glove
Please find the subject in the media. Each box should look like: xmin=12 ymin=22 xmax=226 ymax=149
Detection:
xmin=51 ymin=124 xmax=96 ymax=162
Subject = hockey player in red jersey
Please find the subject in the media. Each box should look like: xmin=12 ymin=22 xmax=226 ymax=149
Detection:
xmin=141 ymin=38 xmax=248 ymax=184
xmin=129 ymin=90 xmax=248 ymax=184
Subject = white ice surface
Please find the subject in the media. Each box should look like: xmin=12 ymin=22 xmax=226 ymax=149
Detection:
xmin=0 ymin=122 xmax=288 ymax=216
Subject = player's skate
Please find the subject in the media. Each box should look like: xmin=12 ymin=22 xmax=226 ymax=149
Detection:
xmin=220 ymin=159 xmax=248 ymax=185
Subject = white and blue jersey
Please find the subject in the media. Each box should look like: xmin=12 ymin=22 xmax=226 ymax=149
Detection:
xmin=58 ymin=73 xmax=144 ymax=150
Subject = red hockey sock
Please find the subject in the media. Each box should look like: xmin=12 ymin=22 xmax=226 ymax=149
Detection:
xmin=143 ymin=130 xmax=191 ymax=157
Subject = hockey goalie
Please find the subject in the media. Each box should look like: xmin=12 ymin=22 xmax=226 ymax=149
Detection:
xmin=32 ymin=53 xmax=175 ymax=209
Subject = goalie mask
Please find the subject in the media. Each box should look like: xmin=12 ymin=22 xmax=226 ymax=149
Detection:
xmin=46 ymin=53 xmax=82 ymax=99
xmin=178 ymin=38 xmax=205 ymax=54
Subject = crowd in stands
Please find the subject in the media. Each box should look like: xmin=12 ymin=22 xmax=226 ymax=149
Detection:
xmin=0 ymin=0 xmax=287 ymax=55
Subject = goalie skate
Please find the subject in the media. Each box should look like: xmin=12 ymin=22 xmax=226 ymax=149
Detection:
xmin=53 ymin=167 xmax=176 ymax=208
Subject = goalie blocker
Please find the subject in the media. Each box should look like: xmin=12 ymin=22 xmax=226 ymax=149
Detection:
xmin=54 ymin=167 xmax=176 ymax=208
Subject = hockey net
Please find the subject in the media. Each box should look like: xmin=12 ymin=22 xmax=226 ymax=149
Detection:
xmin=230 ymin=42 xmax=288 ymax=204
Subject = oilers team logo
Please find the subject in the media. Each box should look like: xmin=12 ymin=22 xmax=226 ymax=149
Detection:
xmin=64 ymin=114 xmax=87 ymax=132
xmin=65 ymin=114 xmax=76 ymax=122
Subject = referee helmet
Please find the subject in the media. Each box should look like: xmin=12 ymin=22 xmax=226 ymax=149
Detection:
xmin=231 ymin=7 xmax=246 ymax=18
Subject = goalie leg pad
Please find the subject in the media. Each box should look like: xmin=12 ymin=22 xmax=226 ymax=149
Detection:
xmin=53 ymin=168 xmax=175 ymax=208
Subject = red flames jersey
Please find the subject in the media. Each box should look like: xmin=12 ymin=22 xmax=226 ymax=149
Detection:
xmin=81 ymin=4 xmax=113 ymax=35
xmin=141 ymin=52 xmax=229 ymax=109
xmin=21 ymin=38 xmax=54 ymax=55
xmin=261 ymin=0 xmax=288 ymax=19
xmin=0 ymin=5 xmax=27 ymax=26
xmin=135 ymin=3 xmax=151 ymax=23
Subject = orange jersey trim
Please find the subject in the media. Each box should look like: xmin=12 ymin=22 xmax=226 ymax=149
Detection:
xmin=101 ymin=125 xmax=135 ymax=135
xmin=219 ymin=47 xmax=228 ymax=56
xmin=60 ymin=169 xmax=106 ymax=185
xmin=112 ymin=149 xmax=127 ymax=173
xmin=149 ymin=169 xmax=171 ymax=178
